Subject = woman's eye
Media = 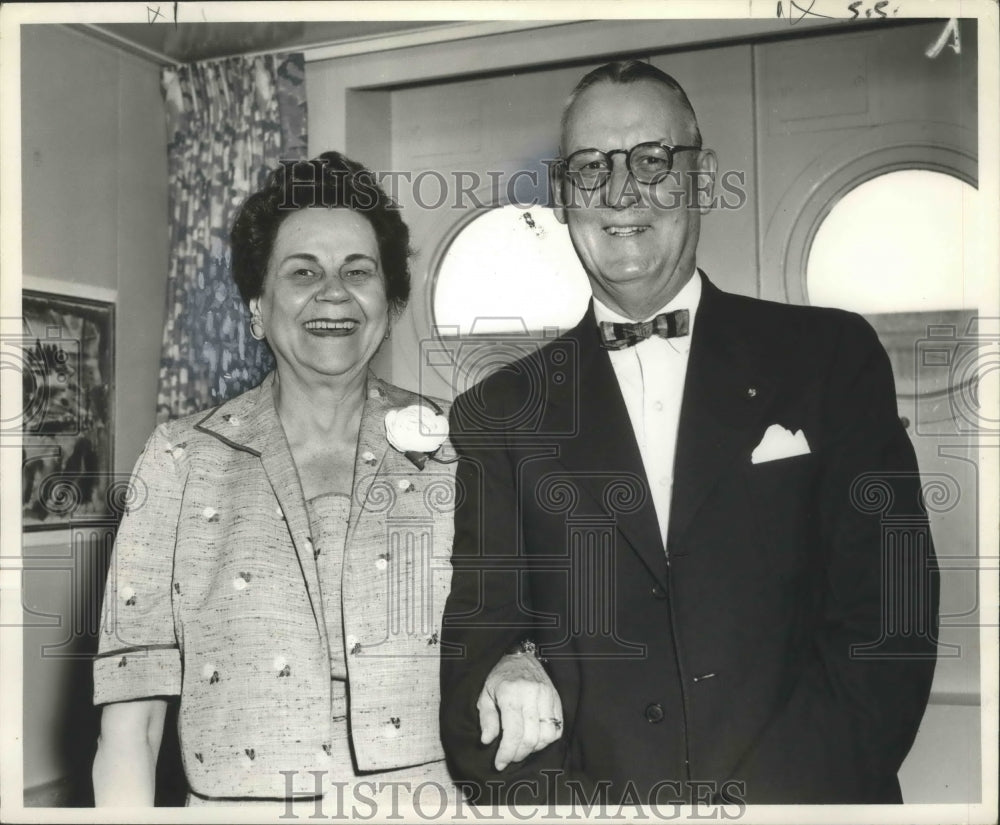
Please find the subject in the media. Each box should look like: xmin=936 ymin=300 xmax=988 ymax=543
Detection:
xmin=343 ymin=268 xmax=375 ymax=280
xmin=292 ymin=268 xmax=319 ymax=279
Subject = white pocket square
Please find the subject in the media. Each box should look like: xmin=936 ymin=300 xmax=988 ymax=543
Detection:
xmin=751 ymin=424 xmax=811 ymax=464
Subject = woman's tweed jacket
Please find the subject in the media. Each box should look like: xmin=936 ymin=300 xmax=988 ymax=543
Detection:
xmin=93 ymin=372 xmax=457 ymax=797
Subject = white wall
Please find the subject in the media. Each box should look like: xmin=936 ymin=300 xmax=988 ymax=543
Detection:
xmin=20 ymin=23 xmax=168 ymax=797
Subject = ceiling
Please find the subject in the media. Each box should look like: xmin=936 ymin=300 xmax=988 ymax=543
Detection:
xmin=77 ymin=20 xmax=457 ymax=63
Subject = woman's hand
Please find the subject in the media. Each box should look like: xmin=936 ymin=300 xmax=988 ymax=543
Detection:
xmin=477 ymin=653 xmax=563 ymax=771
xmin=92 ymin=698 xmax=167 ymax=806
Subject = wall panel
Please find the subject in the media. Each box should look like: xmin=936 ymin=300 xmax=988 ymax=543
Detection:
xmin=20 ymin=25 xmax=168 ymax=798
xmin=21 ymin=25 xmax=119 ymax=289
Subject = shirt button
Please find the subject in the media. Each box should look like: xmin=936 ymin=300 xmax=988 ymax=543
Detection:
xmin=653 ymin=400 xmax=664 ymax=412
xmin=658 ymin=477 xmax=669 ymax=488
xmin=645 ymin=703 xmax=665 ymax=723
xmin=375 ymin=558 xmax=388 ymax=571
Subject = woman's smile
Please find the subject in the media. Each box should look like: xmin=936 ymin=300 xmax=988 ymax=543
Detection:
xmin=302 ymin=317 xmax=361 ymax=335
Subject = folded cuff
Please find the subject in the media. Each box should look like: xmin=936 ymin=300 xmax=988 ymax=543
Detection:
xmin=93 ymin=646 xmax=181 ymax=705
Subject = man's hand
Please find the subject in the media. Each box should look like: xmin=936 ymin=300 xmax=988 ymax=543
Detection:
xmin=477 ymin=652 xmax=563 ymax=771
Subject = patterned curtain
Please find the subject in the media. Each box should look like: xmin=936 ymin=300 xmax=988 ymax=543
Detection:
xmin=156 ymin=53 xmax=308 ymax=421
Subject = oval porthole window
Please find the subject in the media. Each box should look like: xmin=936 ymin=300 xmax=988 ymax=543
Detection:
xmin=806 ymin=170 xmax=979 ymax=314
xmin=433 ymin=205 xmax=591 ymax=336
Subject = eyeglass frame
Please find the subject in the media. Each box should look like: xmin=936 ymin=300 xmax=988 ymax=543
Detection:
xmin=556 ymin=141 xmax=704 ymax=191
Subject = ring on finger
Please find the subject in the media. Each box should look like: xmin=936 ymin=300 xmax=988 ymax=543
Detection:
xmin=540 ymin=717 xmax=563 ymax=729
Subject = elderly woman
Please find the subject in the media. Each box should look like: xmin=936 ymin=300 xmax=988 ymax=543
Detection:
xmin=92 ymin=152 xmax=475 ymax=808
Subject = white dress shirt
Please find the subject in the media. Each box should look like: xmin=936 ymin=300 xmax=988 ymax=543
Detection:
xmin=593 ymin=272 xmax=702 ymax=549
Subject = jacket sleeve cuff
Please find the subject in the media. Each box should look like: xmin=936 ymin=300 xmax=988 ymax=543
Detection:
xmin=92 ymin=646 xmax=181 ymax=705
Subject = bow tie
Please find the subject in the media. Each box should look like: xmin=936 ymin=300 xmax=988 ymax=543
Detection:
xmin=598 ymin=309 xmax=690 ymax=350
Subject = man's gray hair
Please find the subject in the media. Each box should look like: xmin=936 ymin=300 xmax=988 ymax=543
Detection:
xmin=559 ymin=60 xmax=703 ymax=152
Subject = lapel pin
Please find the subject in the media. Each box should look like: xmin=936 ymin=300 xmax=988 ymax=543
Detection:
xmin=746 ymin=387 xmax=758 ymax=399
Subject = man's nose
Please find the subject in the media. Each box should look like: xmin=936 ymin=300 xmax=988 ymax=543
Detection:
xmin=606 ymin=156 xmax=640 ymax=209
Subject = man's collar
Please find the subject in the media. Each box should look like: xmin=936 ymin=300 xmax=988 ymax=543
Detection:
xmin=593 ymin=267 xmax=703 ymax=338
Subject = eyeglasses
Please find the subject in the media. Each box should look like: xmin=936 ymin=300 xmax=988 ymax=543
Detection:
xmin=559 ymin=142 xmax=702 ymax=191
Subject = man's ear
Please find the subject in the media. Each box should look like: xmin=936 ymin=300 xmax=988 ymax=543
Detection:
xmin=549 ymin=162 xmax=568 ymax=225
xmin=695 ymin=149 xmax=718 ymax=215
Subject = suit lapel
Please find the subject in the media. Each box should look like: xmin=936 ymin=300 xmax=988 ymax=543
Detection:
xmin=667 ymin=277 xmax=775 ymax=549
xmin=346 ymin=376 xmax=395 ymax=546
xmin=196 ymin=374 xmax=329 ymax=653
xmin=196 ymin=373 xmax=426 ymax=642
xmin=546 ymin=305 xmax=668 ymax=589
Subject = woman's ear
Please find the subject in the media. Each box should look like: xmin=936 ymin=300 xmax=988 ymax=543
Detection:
xmin=249 ymin=296 xmax=261 ymax=319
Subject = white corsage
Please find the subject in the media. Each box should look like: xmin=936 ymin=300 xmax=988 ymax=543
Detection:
xmin=384 ymin=405 xmax=450 ymax=469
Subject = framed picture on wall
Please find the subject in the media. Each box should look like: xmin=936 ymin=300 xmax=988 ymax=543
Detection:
xmin=20 ymin=290 xmax=115 ymax=531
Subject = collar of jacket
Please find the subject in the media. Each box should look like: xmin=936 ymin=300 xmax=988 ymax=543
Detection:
xmin=191 ymin=370 xmax=428 ymax=633
xmin=547 ymin=270 xmax=775 ymax=577
xmin=194 ymin=369 xmax=409 ymax=458
xmin=193 ymin=368 xmax=448 ymax=543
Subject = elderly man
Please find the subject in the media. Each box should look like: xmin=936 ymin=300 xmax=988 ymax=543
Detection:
xmin=440 ymin=60 xmax=938 ymax=806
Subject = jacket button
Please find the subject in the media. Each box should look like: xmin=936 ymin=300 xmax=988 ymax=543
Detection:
xmin=645 ymin=703 xmax=664 ymax=723
xmin=650 ymin=584 xmax=668 ymax=600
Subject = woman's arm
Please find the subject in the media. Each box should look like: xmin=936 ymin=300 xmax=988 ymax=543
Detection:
xmin=92 ymin=425 xmax=186 ymax=803
xmin=92 ymin=699 xmax=168 ymax=806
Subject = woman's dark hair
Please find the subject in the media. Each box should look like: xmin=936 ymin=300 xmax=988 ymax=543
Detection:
xmin=230 ymin=151 xmax=411 ymax=317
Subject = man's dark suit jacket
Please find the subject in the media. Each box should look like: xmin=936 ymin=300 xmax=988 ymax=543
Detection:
xmin=440 ymin=273 xmax=939 ymax=805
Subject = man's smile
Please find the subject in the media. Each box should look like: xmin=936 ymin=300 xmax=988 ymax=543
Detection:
xmin=604 ymin=225 xmax=650 ymax=237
